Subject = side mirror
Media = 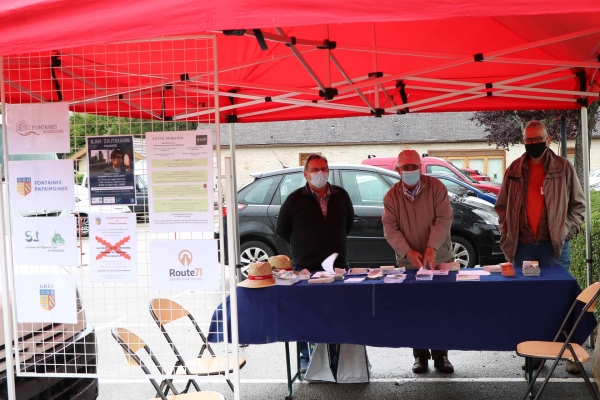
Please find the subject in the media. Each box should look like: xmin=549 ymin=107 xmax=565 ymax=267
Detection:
xmin=466 ymin=190 xmax=477 ymax=197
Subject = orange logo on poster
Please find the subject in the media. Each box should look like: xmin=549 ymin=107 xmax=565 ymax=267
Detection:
xmin=40 ymin=288 xmax=56 ymax=311
xmin=17 ymin=177 xmax=32 ymax=196
xmin=179 ymin=250 xmax=193 ymax=267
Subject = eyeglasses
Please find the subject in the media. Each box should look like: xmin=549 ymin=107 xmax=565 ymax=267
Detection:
xmin=306 ymin=167 xmax=329 ymax=173
xmin=523 ymin=135 xmax=547 ymax=145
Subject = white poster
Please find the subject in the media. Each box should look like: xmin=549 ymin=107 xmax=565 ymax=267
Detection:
xmin=89 ymin=213 xmax=137 ymax=283
xmin=12 ymin=217 xmax=78 ymax=266
xmin=146 ymin=131 xmax=214 ymax=232
xmin=8 ymin=160 xmax=75 ymax=211
xmin=6 ymin=103 xmax=70 ymax=154
xmin=150 ymin=240 xmax=218 ymax=290
xmin=14 ymin=274 xmax=77 ymax=324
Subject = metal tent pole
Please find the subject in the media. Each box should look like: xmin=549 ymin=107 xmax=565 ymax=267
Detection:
xmin=581 ymin=106 xmax=592 ymax=287
xmin=228 ymin=124 xmax=242 ymax=283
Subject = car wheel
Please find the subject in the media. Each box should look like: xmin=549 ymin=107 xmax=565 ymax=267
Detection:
xmin=239 ymin=241 xmax=274 ymax=278
xmin=451 ymin=235 xmax=477 ymax=268
xmin=77 ymin=215 xmax=89 ymax=237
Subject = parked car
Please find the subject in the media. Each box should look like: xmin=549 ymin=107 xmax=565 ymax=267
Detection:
xmin=428 ymin=173 xmax=497 ymax=205
xmin=460 ymin=167 xmax=491 ymax=181
xmin=79 ymin=173 xmax=148 ymax=221
xmin=362 ymin=156 xmax=501 ymax=194
xmin=589 ymin=169 xmax=600 ymax=186
xmin=218 ymin=165 xmax=504 ymax=275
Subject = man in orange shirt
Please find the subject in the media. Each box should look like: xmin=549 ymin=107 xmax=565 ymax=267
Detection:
xmin=495 ymin=120 xmax=585 ymax=373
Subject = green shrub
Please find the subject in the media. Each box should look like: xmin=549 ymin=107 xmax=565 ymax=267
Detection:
xmin=74 ymin=173 xmax=85 ymax=185
xmin=570 ymin=190 xmax=600 ymax=290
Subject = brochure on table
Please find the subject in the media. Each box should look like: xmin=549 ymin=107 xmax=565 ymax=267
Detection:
xmin=89 ymin=213 xmax=137 ymax=283
xmin=149 ymin=239 xmax=219 ymax=290
xmin=14 ymin=274 xmax=77 ymax=324
xmin=6 ymin=102 xmax=70 ymax=154
xmin=146 ymin=131 xmax=214 ymax=232
xmin=86 ymin=135 xmax=136 ymax=206
xmin=8 ymin=159 xmax=75 ymax=211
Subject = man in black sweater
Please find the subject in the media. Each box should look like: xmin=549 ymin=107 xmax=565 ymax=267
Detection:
xmin=276 ymin=153 xmax=354 ymax=372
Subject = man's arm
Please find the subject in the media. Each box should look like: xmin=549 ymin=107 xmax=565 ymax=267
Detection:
xmin=494 ymin=170 xmax=511 ymax=233
xmin=565 ymin=164 xmax=585 ymax=238
xmin=382 ymin=189 xmax=411 ymax=258
xmin=276 ymin=196 xmax=293 ymax=244
xmin=426 ymin=179 xmax=453 ymax=251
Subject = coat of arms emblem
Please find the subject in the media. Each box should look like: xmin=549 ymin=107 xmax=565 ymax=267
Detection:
xmin=39 ymin=289 xmax=56 ymax=311
xmin=17 ymin=177 xmax=32 ymax=197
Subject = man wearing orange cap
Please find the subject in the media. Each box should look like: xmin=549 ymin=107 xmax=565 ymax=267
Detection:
xmin=382 ymin=149 xmax=455 ymax=374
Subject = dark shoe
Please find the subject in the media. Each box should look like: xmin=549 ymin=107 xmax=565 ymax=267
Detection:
xmin=412 ymin=357 xmax=429 ymax=373
xmin=521 ymin=357 xmax=543 ymax=370
xmin=565 ymin=360 xmax=580 ymax=374
xmin=300 ymin=359 xmax=308 ymax=373
xmin=433 ymin=356 xmax=455 ymax=373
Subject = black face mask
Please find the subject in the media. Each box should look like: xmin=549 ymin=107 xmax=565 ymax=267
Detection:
xmin=525 ymin=142 xmax=547 ymax=159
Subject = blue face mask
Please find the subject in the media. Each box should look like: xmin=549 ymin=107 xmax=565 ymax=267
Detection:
xmin=401 ymin=170 xmax=421 ymax=186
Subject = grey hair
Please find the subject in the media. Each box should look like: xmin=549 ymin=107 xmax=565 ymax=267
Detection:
xmin=304 ymin=153 xmax=329 ymax=171
xmin=524 ymin=120 xmax=547 ymax=135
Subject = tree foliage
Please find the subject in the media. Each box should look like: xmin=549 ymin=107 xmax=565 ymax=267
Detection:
xmin=68 ymin=113 xmax=198 ymax=157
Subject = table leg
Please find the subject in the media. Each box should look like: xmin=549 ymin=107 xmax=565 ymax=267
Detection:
xmin=284 ymin=342 xmax=303 ymax=400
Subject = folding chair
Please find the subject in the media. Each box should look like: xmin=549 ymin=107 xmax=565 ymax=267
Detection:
xmin=150 ymin=298 xmax=246 ymax=394
xmin=517 ymin=281 xmax=600 ymax=400
xmin=111 ymin=327 xmax=225 ymax=400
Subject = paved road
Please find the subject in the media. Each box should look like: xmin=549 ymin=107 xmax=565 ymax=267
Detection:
xmin=71 ymin=223 xmax=599 ymax=400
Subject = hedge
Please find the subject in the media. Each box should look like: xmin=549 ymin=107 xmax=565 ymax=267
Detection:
xmin=570 ymin=190 xmax=600 ymax=291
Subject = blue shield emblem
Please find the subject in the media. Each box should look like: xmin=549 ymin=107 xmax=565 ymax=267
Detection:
xmin=40 ymin=289 xmax=56 ymax=311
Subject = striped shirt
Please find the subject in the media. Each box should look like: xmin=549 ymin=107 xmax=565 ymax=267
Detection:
xmin=311 ymin=184 xmax=332 ymax=217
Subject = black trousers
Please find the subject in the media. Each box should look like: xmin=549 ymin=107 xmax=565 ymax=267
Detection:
xmin=413 ymin=348 xmax=448 ymax=359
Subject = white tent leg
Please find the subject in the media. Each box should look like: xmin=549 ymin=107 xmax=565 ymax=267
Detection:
xmin=581 ymin=106 xmax=592 ymax=287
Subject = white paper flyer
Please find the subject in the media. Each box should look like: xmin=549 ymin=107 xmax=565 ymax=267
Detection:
xmin=12 ymin=217 xmax=78 ymax=266
xmin=6 ymin=103 xmax=70 ymax=154
xmin=14 ymin=274 xmax=77 ymax=324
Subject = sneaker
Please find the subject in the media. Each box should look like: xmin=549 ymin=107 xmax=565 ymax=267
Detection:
xmin=300 ymin=359 xmax=308 ymax=373
xmin=565 ymin=360 xmax=580 ymax=374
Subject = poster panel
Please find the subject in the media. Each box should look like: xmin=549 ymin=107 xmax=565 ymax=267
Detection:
xmin=6 ymin=103 xmax=70 ymax=154
xmin=149 ymin=239 xmax=218 ymax=290
xmin=12 ymin=217 xmax=78 ymax=266
xmin=14 ymin=274 xmax=77 ymax=324
xmin=89 ymin=213 xmax=137 ymax=283
xmin=146 ymin=131 xmax=214 ymax=232
xmin=86 ymin=135 xmax=136 ymax=206
xmin=8 ymin=159 xmax=75 ymax=211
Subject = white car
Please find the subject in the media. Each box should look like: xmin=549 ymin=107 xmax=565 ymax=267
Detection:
xmin=60 ymin=185 xmax=132 ymax=237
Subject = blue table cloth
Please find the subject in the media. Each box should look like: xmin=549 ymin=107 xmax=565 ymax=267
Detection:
xmin=208 ymin=266 xmax=596 ymax=351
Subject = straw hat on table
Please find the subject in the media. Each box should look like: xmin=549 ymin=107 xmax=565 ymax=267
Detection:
xmin=238 ymin=262 xmax=276 ymax=288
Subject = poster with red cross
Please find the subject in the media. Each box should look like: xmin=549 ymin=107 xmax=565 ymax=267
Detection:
xmin=89 ymin=213 xmax=137 ymax=283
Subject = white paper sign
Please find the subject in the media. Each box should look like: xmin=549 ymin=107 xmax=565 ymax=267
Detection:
xmin=8 ymin=160 xmax=75 ymax=211
xmin=146 ymin=131 xmax=214 ymax=232
xmin=89 ymin=213 xmax=137 ymax=283
xmin=321 ymin=253 xmax=338 ymax=274
xmin=14 ymin=274 xmax=77 ymax=323
xmin=12 ymin=217 xmax=78 ymax=266
xmin=6 ymin=103 xmax=70 ymax=154
xmin=150 ymin=240 xmax=218 ymax=290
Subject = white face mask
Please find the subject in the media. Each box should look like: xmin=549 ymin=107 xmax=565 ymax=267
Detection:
xmin=401 ymin=170 xmax=421 ymax=186
xmin=309 ymin=171 xmax=329 ymax=188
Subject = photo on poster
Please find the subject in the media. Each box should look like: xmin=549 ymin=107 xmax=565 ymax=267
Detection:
xmin=12 ymin=217 xmax=78 ymax=266
xmin=89 ymin=213 xmax=137 ymax=283
xmin=6 ymin=103 xmax=70 ymax=154
xmin=8 ymin=159 xmax=75 ymax=211
xmin=14 ymin=274 xmax=77 ymax=324
xmin=86 ymin=135 xmax=136 ymax=206
xmin=150 ymin=239 xmax=218 ymax=290
xmin=146 ymin=131 xmax=214 ymax=232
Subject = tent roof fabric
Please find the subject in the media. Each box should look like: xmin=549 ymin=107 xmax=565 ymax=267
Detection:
xmin=1 ymin=3 xmax=600 ymax=122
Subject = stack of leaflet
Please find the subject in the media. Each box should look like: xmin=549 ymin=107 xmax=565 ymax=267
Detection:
xmin=522 ymin=261 xmax=540 ymax=277
xmin=415 ymin=267 xmax=433 ymax=281
xmin=384 ymin=274 xmax=406 ymax=283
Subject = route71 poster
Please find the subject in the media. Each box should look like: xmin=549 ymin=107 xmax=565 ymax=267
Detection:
xmin=89 ymin=213 xmax=137 ymax=283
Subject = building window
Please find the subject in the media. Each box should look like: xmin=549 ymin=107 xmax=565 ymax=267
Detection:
xmin=428 ymin=149 xmax=506 ymax=183
xmin=299 ymin=152 xmax=322 ymax=166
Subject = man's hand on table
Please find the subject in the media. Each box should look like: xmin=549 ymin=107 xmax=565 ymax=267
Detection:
xmin=423 ymin=247 xmax=437 ymax=270
xmin=406 ymin=250 xmax=424 ymax=269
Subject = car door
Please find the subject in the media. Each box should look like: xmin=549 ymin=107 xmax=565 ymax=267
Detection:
xmin=338 ymin=169 xmax=397 ymax=266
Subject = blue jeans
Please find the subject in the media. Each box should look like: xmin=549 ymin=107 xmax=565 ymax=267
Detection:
xmin=514 ymin=240 xmax=570 ymax=270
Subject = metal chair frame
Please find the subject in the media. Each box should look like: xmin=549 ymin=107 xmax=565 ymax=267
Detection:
xmin=149 ymin=298 xmax=244 ymax=395
xmin=518 ymin=282 xmax=600 ymax=400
